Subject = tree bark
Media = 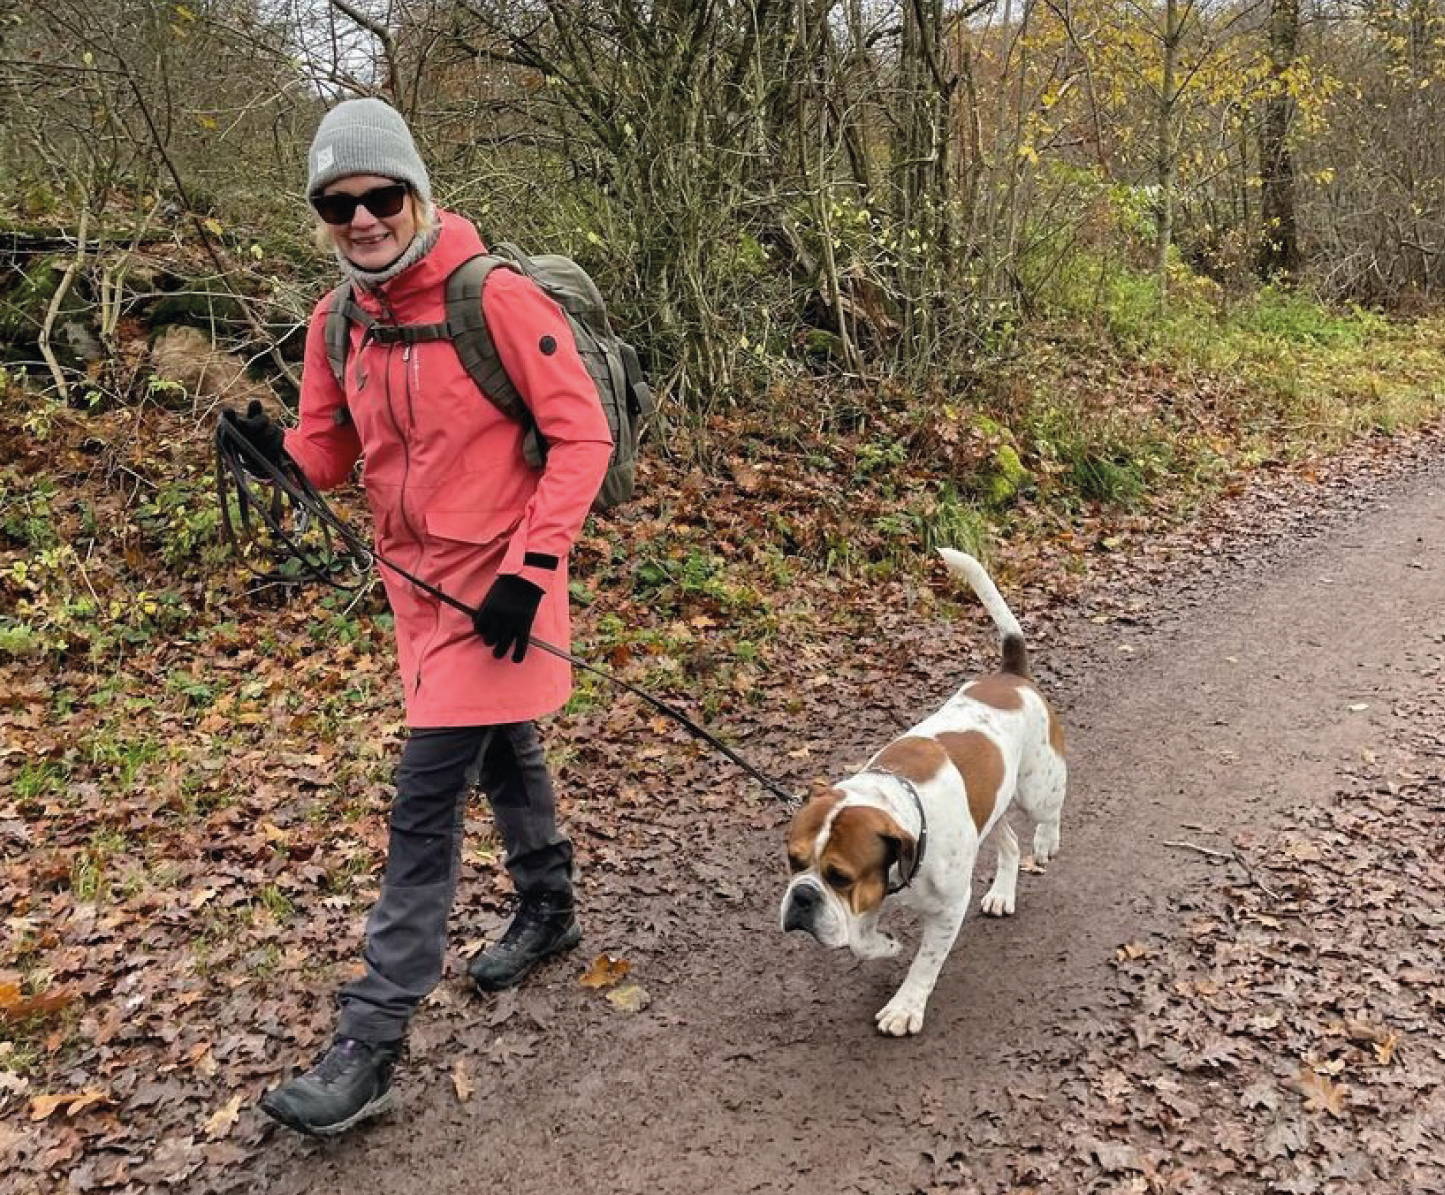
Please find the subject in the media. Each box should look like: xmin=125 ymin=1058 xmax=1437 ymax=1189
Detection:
xmin=1153 ymin=0 xmax=1181 ymax=308
xmin=1257 ymin=0 xmax=1300 ymax=279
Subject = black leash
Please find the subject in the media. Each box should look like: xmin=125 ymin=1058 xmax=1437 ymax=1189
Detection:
xmin=214 ymin=421 xmax=801 ymax=808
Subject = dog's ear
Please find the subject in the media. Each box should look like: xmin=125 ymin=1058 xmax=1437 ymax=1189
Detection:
xmin=882 ymin=829 xmax=918 ymax=883
xmin=786 ymin=787 xmax=844 ymax=867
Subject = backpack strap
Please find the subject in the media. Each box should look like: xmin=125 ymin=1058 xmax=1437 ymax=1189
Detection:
xmin=445 ymin=254 xmax=546 ymax=468
xmin=322 ymin=281 xmax=356 ymax=389
xmin=321 ymin=260 xmax=547 ymax=467
xmin=323 ymin=282 xmax=377 ymax=418
xmin=367 ymin=322 xmax=450 ymax=344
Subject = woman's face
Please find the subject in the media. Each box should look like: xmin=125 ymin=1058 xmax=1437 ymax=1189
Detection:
xmin=317 ymin=174 xmax=418 ymax=271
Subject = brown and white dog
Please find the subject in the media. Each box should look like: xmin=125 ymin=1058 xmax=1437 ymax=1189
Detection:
xmin=780 ymin=548 xmax=1067 ymax=1036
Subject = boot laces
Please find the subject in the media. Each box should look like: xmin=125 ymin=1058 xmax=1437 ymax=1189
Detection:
xmin=312 ymin=1038 xmax=366 ymax=1085
xmin=499 ymin=895 xmax=567 ymax=945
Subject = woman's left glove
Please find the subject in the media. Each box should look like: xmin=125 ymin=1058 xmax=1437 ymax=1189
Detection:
xmin=473 ymin=575 xmax=544 ymax=663
xmin=221 ymin=399 xmax=287 ymax=476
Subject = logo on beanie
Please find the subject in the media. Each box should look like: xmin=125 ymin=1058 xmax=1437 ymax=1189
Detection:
xmin=315 ymin=145 xmax=335 ymax=172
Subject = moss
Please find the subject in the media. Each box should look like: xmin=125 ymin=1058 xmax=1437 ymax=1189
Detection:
xmin=145 ymin=291 xmax=246 ymax=333
xmin=0 ymin=255 xmax=95 ymax=362
xmin=0 ymin=256 xmax=63 ymax=341
xmin=972 ymin=415 xmax=1033 ymax=507
xmin=18 ymin=182 xmax=60 ymax=220
xmin=801 ymin=328 xmax=845 ymax=361
xmin=983 ymin=442 xmax=1029 ymax=505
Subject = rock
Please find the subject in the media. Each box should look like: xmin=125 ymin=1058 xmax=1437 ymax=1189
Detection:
xmin=148 ymin=324 xmax=273 ymax=410
xmin=58 ymin=319 xmax=104 ymax=365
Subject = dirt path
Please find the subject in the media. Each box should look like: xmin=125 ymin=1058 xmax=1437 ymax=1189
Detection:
xmin=243 ymin=453 xmax=1445 ymax=1195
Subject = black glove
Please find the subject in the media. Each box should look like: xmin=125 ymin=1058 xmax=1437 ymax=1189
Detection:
xmin=221 ymin=399 xmax=287 ymax=475
xmin=472 ymin=574 xmax=544 ymax=663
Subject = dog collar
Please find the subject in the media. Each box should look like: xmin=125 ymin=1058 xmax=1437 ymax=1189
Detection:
xmin=863 ymin=768 xmax=929 ymax=894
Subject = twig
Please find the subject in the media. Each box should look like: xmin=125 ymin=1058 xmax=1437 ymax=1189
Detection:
xmin=1163 ymin=839 xmax=1233 ymax=861
xmin=340 ymin=573 xmax=379 ymax=618
xmin=325 ymin=0 xmax=400 ymax=100
xmin=37 ymin=204 xmax=92 ymax=400
xmin=1227 ymin=847 xmax=1282 ymax=902
xmin=107 ymin=458 xmax=158 ymax=491
xmin=1164 ymin=839 xmax=1281 ymax=901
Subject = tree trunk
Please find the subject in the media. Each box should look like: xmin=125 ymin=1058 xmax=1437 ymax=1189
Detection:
xmin=1258 ymin=0 xmax=1300 ymax=279
xmin=897 ymin=0 xmax=951 ymax=347
xmin=1153 ymin=0 xmax=1180 ymax=309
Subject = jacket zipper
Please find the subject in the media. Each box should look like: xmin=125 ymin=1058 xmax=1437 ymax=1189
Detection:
xmin=400 ymin=341 xmax=443 ymax=697
xmin=376 ymin=337 xmax=431 ymax=696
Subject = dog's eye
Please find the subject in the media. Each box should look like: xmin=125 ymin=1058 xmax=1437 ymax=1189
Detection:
xmin=787 ymin=853 xmax=807 ymax=873
xmin=825 ymin=867 xmax=853 ymax=888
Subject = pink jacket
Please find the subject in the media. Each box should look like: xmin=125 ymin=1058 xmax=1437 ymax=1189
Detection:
xmin=285 ymin=211 xmax=613 ymax=727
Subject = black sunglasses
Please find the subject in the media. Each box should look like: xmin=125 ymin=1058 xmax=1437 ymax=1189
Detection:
xmin=311 ymin=182 xmax=409 ymax=226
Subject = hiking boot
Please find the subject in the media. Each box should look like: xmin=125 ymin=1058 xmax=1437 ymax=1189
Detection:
xmin=259 ymin=1036 xmax=401 ymax=1137
xmin=469 ymin=892 xmax=582 ymax=992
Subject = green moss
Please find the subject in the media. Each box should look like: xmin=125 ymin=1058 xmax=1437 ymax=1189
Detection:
xmin=146 ymin=291 xmax=245 ymax=332
xmin=0 ymin=256 xmax=68 ymax=342
xmin=983 ymin=442 xmax=1029 ymax=505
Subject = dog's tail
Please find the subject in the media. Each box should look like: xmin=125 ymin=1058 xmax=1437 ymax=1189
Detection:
xmin=938 ymin=548 xmax=1028 ymax=677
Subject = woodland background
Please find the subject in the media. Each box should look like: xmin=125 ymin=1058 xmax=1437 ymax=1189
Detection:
xmin=2 ymin=1 xmax=1445 ymax=1191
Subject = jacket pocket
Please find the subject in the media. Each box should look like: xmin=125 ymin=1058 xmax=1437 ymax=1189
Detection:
xmin=425 ymin=508 xmax=522 ymax=547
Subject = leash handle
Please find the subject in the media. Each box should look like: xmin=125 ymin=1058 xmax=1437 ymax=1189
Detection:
xmin=214 ymin=422 xmax=800 ymax=808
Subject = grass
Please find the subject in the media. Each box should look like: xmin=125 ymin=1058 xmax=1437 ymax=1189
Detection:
xmin=995 ymin=247 xmax=1445 ymax=518
xmin=256 ymin=884 xmax=295 ymax=923
xmin=13 ymin=759 xmax=67 ymax=805
xmin=68 ymin=827 xmax=131 ymax=903
xmin=87 ymin=732 xmax=162 ymax=792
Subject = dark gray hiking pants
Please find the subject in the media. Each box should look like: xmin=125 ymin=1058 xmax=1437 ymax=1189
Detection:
xmin=335 ymin=722 xmax=571 ymax=1043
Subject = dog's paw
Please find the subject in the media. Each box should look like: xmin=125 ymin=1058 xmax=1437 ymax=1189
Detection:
xmin=852 ymin=933 xmax=902 ymax=961
xmin=1033 ymin=823 xmax=1060 ymax=864
xmin=875 ymin=994 xmax=926 ymax=1037
xmin=980 ymin=888 xmax=1016 ymax=916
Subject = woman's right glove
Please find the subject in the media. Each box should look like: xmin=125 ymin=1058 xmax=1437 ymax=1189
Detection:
xmin=221 ymin=399 xmax=287 ymax=475
xmin=472 ymin=574 xmax=544 ymax=663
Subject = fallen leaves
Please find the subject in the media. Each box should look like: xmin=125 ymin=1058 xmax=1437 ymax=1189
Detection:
xmin=451 ymin=1059 xmax=475 ymax=1104
xmin=1396 ymin=967 xmax=1440 ymax=986
xmin=1294 ymin=1069 xmax=1348 ymax=1119
xmin=1240 ymin=1078 xmax=1281 ymax=1111
xmin=28 ymin=1091 xmax=110 ymax=1121
xmin=578 ymin=953 xmax=630 ymax=990
xmin=5 ymin=389 xmax=1445 ymax=1195
xmin=1008 ymin=657 xmax=1445 ymax=1191
xmin=201 ymin=1092 xmax=244 ymax=1140
xmin=1086 ymin=1138 xmax=1144 ymax=1174
xmin=579 ymin=954 xmax=649 ymax=1011
xmin=604 ymin=983 xmax=652 ymax=1014
xmin=0 ymin=981 xmax=76 ymax=1024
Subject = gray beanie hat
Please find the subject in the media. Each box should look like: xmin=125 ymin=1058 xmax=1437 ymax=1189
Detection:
xmin=306 ymin=98 xmax=431 ymax=205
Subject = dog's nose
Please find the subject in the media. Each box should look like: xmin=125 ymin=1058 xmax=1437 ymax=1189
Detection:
xmin=783 ymin=883 xmax=821 ymax=933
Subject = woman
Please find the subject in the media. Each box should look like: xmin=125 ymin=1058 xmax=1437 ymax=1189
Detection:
xmin=227 ymin=97 xmax=612 ymax=1137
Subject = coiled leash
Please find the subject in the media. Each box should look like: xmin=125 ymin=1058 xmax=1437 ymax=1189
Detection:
xmin=214 ymin=419 xmax=800 ymax=808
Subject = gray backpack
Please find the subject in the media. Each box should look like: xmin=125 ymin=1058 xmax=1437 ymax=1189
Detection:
xmin=322 ymin=242 xmax=653 ymax=511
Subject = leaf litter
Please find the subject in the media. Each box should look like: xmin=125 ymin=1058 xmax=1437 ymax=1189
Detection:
xmin=3 ymin=395 xmax=1444 ymax=1192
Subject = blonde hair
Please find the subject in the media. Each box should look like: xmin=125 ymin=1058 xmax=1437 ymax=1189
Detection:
xmin=310 ymin=192 xmax=435 ymax=255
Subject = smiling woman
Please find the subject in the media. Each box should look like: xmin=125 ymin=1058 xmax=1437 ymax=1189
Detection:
xmin=309 ymin=175 xmax=437 ymax=274
xmin=314 ymin=177 xmax=414 ymax=262
xmin=218 ymin=96 xmax=615 ymax=1141
xmin=301 ymin=100 xmax=440 ymax=282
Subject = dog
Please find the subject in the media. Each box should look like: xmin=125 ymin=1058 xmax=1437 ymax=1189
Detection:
xmin=779 ymin=548 xmax=1067 ymax=1036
